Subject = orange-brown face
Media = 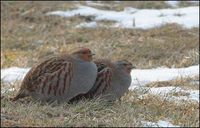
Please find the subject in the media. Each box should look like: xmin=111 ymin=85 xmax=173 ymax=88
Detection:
xmin=78 ymin=48 xmax=95 ymax=62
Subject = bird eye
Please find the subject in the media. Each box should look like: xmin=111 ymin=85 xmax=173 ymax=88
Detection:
xmin=82 ymin=50 xmax=92 ymax=54
xmin=82 ymin=51 xmax=87 ymax=54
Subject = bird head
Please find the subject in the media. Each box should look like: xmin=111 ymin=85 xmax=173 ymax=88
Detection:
xmin=72 ymin=48 xmax=95 ymax=62
xmin=115 ymin=60 xmax=135 ymax=74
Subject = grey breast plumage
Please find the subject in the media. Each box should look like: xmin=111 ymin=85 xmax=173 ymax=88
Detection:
xmin=65 ymin=59 xmax=97 ymax=101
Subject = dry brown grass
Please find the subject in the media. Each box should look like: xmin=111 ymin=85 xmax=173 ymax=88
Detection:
xmin=1 ymin=86 xmax=199 ymax=127
xmin=178 ymin=1 xmax=199 ymax=7
xmin=1 ymin=2 xmax=199 ymax=69
xmin=124 ymin=91 xmax=199 ymax=127
xmin=79 ymin=1 xmax=171 ymax=11
xmin=1 ymin=77 xmax=199 ymax=127
xmin=1 ymin=1 xmax=199 ymax=127
xmin=80 ymin=1 xmax=199 ymax=10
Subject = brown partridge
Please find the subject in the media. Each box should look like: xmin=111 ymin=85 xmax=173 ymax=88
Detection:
xmin=10 ymin=48 xmax=97 ymax=103
xmin=70 ymin=59 xmax=135 ymax=102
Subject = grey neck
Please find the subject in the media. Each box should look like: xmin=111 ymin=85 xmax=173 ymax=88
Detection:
xmin=114 ymin=64 xmax=130 ymax=79
xmin=72 ymin=54 xmax=84 ymax=62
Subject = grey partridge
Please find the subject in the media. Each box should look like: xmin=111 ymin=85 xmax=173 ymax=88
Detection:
xmin=10 ymin=48 xmax=97 ymax=103
xmin=70 ymin=59 xmax=135 ymax=102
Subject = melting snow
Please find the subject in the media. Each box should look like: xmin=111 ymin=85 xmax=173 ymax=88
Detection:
xmin=142 ymin=120 xmax=180 ymax=127
xmin=165 ymin=1 xmax=179 ymax=7
xmin=133 ymin=86 xmax=199 ymax=102
xmin=129 ymin=65 xmax=199 ymax=102
xmin=1 ymin=67 xmax=30 ymax=83
xmin=130 ymin=65 xmax=199 ymax=87
xmin=46 ymin=5 xmax=199 ymax=29
xmin=75 ymin=21 xmax=97 ymax=28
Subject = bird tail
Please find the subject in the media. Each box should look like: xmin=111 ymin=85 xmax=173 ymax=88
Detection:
xmin=10 ymin=89 xmax=29 ymax=101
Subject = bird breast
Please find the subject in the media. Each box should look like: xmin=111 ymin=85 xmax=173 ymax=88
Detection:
xmin=70 ymin=61 xmax=97 ymax=94
xmin=106 ymin=70 xmax=131 ymax=100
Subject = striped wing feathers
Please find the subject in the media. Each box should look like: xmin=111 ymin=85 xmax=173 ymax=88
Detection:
xmin=21 ymin=55 xmax=74 ymax=97
xmin=38 ymin=62 xmax=74 ymax=96
xmin=94 ymin=67 xmax=113 ymax=96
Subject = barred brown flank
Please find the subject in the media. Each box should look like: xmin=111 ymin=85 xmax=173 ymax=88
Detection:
xmin=37 ymin=60 xmax=51 ymax=75
xmin=69 ymin=64 xmax=72 ymax=88
xmin=59 ymin=89 xmax=62 ymax=96
xmin=102 ymin=70 xmax=112 ymax=93
xmin=53 ymin=85 xmax=56 ymax=96
xmin=95 ymin=68 xmax=112 ymax=95
xmin=48 ymin=84 xmax=52 ymax=95
xmin=55 ymin=69 xmax=62 ymax=96
xmin=41 ymin=77 xmax=48 ymax=94
xmin=69 ymin=63 xmax=73 ymax=87
xmin=86 ymin=69 xmax=107 ymax=97
xmin=93 ymin=78 xmax=104 ymax=96
xmin=63 ymin=63 xmax=72 ymax=94
xmin=63 ymin=66 xmax=68 ymax=94
xmin=41 ymin=82 xmax=45 ymax=94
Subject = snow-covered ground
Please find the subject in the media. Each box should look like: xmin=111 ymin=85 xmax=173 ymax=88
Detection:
xmin=132 ymin=86 xmax=199 ymax=103
xmin=1 ymin=67 xmax=30 ymax=83
xmin=130 ymin=65 xmax=199 ymax=87
xmin=142 ymin=119 xmax=180 ymax=127
xmin=46 ymin=5 xmax=199 ymax=29
xmin=129 ymin=65 xmax=199 ymax=102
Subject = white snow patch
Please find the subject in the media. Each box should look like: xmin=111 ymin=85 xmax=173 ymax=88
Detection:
xmin=1 ymin=67 xmax=30 ymax=83
xmin=149 ymin=86 xmax=199 ymax=102
xmin=75 ymin=21 xmax=97 ymax=28
xmin=128 ymin=65 xmax=199 ymax=102
xmin=149 ymin=86 xmax=182 ymax=95
xmin=185 ymin=90 xmax=199 ymax=101
xmin=142 ymin=120 xmax=180 ymax=127
xmin=132 ymin=86 xmax=199 ymax=102
xmin=165 ymin=1 xmax=179 ymax=7
xmin=46 ymin=6 xmax=199 ymax=29
xmin=130 ymin=65 xmax=199 ymax=87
